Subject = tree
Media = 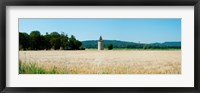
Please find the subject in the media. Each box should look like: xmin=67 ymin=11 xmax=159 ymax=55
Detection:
xmin=107 ymin=44 xmax=113 ymax=50
xmin=50 ymin=32 xmax=60 ymax=38
xmin=49 ymin=32 xmax=61 ymax=50
xmin=19 ymin=31 xmax=83 ymax=50
xmin=69 ymin=35 xmax=82 ymax=50
xmin=19 ymin=32 xmax=30 ymax=50
xmin=50 ymin=38 xmax=61 ymax=50
xmin=60 ymin=32 xmax=69 ymax=50
xmin=29 ymin=31 xmax=41 ymax=50
xmin=44 ymin=34 xmax=52 ymax=50
xmin=39 ymin=35 xmax=46 ymax=50
xmin=74 ymin=40 xmax=82 ymax=50
xmin=68 ymin=35 xmax=76 ymax=49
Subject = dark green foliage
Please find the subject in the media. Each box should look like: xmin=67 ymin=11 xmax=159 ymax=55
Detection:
xmin=162 ymin=42 xmax=181 ymax=47
xmin=81 ymin=40 xmax=181 ymax=49
xmin=80 ymin=47 xmax=86 ymax=50
xmin=19 ymin=31 xmax=82 ymax=50
xmin=60 ymin=32 xmax=69 ymax=49
xmin=44 ymin=33 xmax=52 ymax=50
xmin=68 ymin=35 xmax=82 ymax=50
xmin=19 ymin=32 xmax=30 ymax=50
xmin=49 ymin=32 xmax=61 ymax=50
xmin=29 ymin=31 xmax=41 ymax=50
xmin=143 ymin=44 xmax=151 ymax=49
xmin=107 ymin=44 xmax=113 ymax=50
xmin=50 ymin=32 xmax=60 ymax=38
xmin=50 ymin=37 xmax=61 ymax=50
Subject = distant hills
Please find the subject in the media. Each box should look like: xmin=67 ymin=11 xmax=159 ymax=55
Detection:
xmin=81 ymin=40 xmax=181 ymax=49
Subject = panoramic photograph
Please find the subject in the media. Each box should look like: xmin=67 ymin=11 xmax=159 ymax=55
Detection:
xmin=19 ymin=18 xmax=181 ymax=74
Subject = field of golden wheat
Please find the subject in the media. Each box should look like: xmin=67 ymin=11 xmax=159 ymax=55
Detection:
xmin=19 ymin=50 xmax=181 ymax=74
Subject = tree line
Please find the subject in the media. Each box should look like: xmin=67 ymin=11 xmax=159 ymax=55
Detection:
xmin=81 ymin=40 xmax=181 ymax=49
xmin=19 ymin=31 xmax=84 ymax=50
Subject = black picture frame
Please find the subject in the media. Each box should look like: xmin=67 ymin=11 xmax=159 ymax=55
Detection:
xmin=0 ymin=0 xmax=200 ymax=93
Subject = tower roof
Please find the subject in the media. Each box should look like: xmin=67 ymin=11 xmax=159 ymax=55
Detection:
xmin=99 ymin=36 xmax=103 ymax=41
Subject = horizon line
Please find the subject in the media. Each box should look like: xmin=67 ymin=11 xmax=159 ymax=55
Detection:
xmin=81 ymin=39 xmax=181 ymax=44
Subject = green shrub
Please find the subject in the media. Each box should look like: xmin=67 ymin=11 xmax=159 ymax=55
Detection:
xmin=80 ymin=47 xmax=86 ymax=50
xmin=107 ymin=44 xmax=113 ymax=50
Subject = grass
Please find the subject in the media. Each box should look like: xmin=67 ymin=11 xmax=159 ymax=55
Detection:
xmin=19 ymin=60 xmax=66 ymax=74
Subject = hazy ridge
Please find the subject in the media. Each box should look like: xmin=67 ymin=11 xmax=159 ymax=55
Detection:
xmin=81 ymin=40 xmax=181 ymax=49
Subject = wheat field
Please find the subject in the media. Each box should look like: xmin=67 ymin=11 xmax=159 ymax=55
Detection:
xmin=19 ymin=50 xmax=181 ymax=74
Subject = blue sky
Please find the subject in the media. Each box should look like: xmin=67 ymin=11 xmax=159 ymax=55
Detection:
xmin=19 ymin=18 xmax=181 ymax=43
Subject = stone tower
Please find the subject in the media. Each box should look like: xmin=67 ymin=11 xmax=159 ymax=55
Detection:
xmin=98 ymin=36 xmax=104 ymax=50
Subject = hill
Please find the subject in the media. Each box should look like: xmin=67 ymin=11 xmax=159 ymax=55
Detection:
xmin=81 ymin=40 xmax=181 ymax=49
